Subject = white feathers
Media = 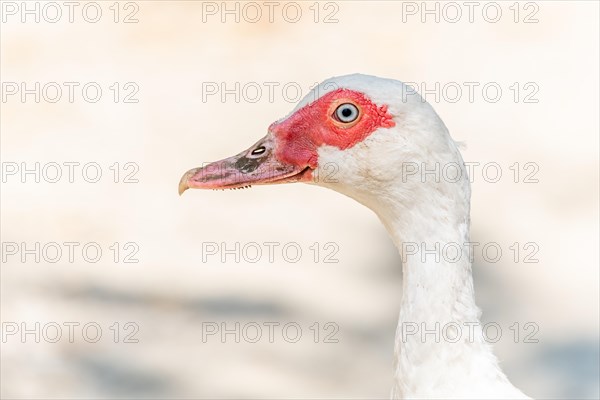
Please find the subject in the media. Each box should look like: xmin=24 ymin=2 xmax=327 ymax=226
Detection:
xmin=301 ymin=74 xmax=529 ymax=399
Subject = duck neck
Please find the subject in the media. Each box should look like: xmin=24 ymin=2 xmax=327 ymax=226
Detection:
xmin=379 ymin=195 xmax=482 ymax=331
xmin=370 ymin=178 xmax=503 ymax=397
xmin=388 ymin=208 xmax=480 ymax=328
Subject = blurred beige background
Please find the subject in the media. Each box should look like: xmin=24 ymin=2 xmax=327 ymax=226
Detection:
xmin=1 ymin=1 xmax=598 ymax=398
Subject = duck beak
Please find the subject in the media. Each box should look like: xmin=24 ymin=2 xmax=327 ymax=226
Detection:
xmin=178 ymin=133 xmax=311 ymax=195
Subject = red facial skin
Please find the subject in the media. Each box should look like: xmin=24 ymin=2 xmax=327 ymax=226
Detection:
xmin=271 ymin=89 xmax=396 ymax=171
xmin=179 ymin=88 xmax=395 ymax=193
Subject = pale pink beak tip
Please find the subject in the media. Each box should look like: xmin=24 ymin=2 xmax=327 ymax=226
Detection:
xmin=178 ymin=168 xmax=198 ymax=196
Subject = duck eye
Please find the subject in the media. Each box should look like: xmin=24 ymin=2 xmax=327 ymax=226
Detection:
xmin=334 ymin=103 xmax=359 ymax=123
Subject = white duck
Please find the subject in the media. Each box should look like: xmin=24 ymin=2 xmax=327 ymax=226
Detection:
xmin=179 ymin=74 xmax=530 ymax=399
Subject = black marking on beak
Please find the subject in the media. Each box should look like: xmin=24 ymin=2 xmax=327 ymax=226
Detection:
xmin=235 ymin=155 xmax=264 ymax=174
xmin=235 ymin=144 xmax=272 ymax=174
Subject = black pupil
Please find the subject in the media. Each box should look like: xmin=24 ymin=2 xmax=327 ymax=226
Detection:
xmin=341 ymin=107 xmax=353 ymax=118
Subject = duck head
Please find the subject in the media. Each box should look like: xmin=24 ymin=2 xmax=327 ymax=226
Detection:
xmin=179 ymin=74 xmax=464 ymax=213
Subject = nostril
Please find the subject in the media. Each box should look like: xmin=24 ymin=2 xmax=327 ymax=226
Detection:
xmin=251 ymin=146 xmax=266 ymax=155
